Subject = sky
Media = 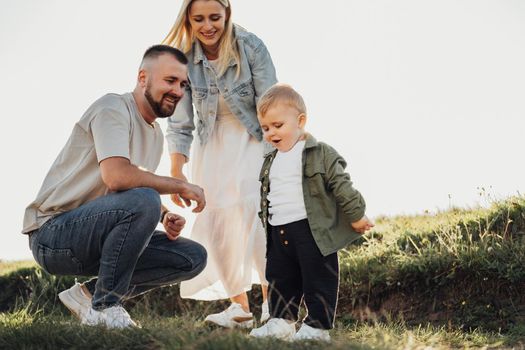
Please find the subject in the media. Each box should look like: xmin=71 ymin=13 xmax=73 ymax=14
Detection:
xmin=1 ymin=0 xmax=524 ymax=260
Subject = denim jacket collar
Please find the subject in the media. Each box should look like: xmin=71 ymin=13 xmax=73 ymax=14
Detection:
xmin=192 ymin=40 xmax=207 ymax=65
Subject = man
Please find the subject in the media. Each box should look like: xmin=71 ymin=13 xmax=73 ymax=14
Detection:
xmin=22 ymin=45 xmax=207 ymax=328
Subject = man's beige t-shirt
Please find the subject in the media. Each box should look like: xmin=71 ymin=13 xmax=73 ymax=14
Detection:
xmin=22 ymin=93 xmax=163 ymax=233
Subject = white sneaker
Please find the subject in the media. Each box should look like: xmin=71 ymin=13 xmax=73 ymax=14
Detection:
xmin=260 ymin=301 xmax=270 ymax=323
xmin=58 ymin=282 xmax=93 ymax=324
xmin=80 ymin=307 xmax=106 ymax=326
xmin=293 ymin=323 xmax=330 ymax=341
xmin=204 ymin=303 xmax=254 ymax=328
xmin=249 ymin=318 xmax=296 ymax=340
xmin=101 ymin=305 xmax=138 ymax=329
xmin=58 ymin=283 xmax=137 ymax=328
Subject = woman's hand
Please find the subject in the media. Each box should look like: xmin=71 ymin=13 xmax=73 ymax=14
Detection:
xmin=170 ymin=153 xmax=189 ymax=208
xmin=170 ymin=172 xmax=189 ymax=208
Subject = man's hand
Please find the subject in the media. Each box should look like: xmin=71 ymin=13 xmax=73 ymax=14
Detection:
xmin=162 ymin=212 xmax=186 ymax=240
xmin=351 ymin=215 xmax=374 ymax=234
xmin=98 ymin=156 xmax=205 ymax=212
xmin=170 ymin=172 xmax=188 ymax=208
xmin=179 ymin=182 xmax=206 ymax=213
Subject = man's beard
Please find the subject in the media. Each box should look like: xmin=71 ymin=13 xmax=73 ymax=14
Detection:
xmin=144 ymin=86 xmax=179 ymax=119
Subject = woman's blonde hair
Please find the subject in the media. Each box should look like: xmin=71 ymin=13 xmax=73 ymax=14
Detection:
xmin=162 ymin=0 xmax=241 ymax=77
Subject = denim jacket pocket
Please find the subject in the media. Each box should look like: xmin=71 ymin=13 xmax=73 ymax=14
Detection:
xmin=192 ymin=88 xmax=208 ymax=116
xmin=232 ymin=80 xmax=255 ymax=99
xmin=36 ymin=244 xmax=83 ymax=275
xmin=192 ymin=89 xmax=207 ymax=99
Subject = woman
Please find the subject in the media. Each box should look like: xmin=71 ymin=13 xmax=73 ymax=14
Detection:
xmin=163 ymin=0 xmax=277 ymax=328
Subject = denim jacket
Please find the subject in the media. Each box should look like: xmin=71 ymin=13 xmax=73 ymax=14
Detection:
xmin=166 ymin=25 xmax=278 ymax=158
xmin=259 ymin=134 xmax=367 ymax=256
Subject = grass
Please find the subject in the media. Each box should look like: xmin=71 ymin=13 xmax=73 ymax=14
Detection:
xmin=0 ymin=310 xmax=517 ymax=349
xmin=0 ymin=260 xmax=35 ymax=276
xmin=1 ymin=196 xmax=525 ymax=349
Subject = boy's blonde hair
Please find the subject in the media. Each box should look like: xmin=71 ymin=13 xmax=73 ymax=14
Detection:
xmin=162 ymin=0 xmax=240 ymax=78
xmin=257 ymin=83 xmax=307 ymax=117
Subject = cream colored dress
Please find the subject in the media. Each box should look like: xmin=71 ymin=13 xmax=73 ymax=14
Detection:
xmin=180 ymin=61 xmax=267 ymax=300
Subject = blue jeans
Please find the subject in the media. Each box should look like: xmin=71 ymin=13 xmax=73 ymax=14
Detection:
xmin=29 ymin=187 xmax=207 ymax=310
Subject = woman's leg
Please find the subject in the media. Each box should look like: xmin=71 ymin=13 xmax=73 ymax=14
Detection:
xmin=229 ymin=284 xmax=268 ymax=312
xmin=261 ymin=284 xmax=268 ymax=302
xmin=231 ymin=292 xmax=250 ymax=312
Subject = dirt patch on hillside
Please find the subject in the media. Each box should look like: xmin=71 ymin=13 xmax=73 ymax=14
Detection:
xmin=337 ymin=281 xmax=525 ymax=331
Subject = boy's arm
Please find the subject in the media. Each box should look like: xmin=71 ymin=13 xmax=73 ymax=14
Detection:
xmin=323 ymin=146 xmax=370 ymax=230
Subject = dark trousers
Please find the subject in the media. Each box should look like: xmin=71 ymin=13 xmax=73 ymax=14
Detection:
xmin=265 ymin=219 xmax=339 ymax=329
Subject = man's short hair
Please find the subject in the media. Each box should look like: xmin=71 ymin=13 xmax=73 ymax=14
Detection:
xmin=142 ymin=45 xmax=188 ymax=66
xmin=257 ymin=83 xmax=307 ymax=117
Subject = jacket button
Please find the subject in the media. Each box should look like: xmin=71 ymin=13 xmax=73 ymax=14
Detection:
xmin=263 ymin=186 xmax=267 ymax=192
xmin=264 ymin=169 xmax=269 ymax=175
xmin=262 ymin=202 xmax=266 ymax=207
xmin=280 ymin=229 xmax=284 ymax=235
xmin=284 ymin=240 xmax=289 ymax=245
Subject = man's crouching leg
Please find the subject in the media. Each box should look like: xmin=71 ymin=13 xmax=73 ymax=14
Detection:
xmin=31 ymin=187 xmax=163 ymax=328
xmin=123 ymin=233 xmax=207 ymax=298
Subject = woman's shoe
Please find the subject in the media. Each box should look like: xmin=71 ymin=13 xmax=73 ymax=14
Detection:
xmin=204 ymin=303 xmax=254 ymax=328
xmin=260 ymin=301 xmax=270 ymax=323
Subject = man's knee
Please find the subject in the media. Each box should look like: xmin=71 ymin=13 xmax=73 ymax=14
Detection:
xmin=127 ymin=187 xmax=161 ymax=207
xmin=124 ymin=187 xmax=161 ymax=219
xmin=186 ymin=241 xmax=207 ymax=278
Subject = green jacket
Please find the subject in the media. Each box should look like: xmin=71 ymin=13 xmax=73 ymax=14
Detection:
xmin=259 ymin=134 xmax=366 ymax=256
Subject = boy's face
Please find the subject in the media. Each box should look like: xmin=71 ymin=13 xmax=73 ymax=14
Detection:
xmin=259 ymin=103 xmax=306 ymax=152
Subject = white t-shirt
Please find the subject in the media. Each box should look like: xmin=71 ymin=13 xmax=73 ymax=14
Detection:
xmin=268 ymin=140 xmax=307 ymax=226
xmin=22 ymin=93 xmax=164 ymax=233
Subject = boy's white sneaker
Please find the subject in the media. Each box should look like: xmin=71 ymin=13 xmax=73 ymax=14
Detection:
xmin=249 ymin=318 xmax=296 ymax=340
xmin=260 ymin=301 xmax=270 ymax=323
xmin=58 ymin=282 xmax=93 ymax=323
xmin=204 ymin=303 xmax=254 ymax=328
xmin=101 ymin=305 xmax=138 ymax=329
xmin=293 ymin=323 xmax=330 ymax=342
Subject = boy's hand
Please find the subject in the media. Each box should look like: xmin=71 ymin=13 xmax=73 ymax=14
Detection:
xmin=351 ymin=215 xmax=374 ymax=234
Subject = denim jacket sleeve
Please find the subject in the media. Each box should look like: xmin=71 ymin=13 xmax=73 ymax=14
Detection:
xmin=247 ymin=39 xmax=277 ymax=103
xmin=322 ymin=144 xmax=366 ymax=223
xmin=166 ymin=85 xmax=195 ymax=158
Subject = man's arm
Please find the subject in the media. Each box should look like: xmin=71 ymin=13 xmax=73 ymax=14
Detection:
xmin=99 ymin=156 xmax=205 ymax=213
